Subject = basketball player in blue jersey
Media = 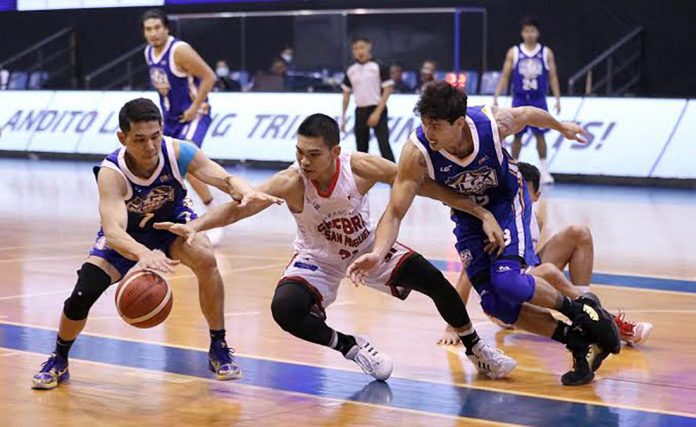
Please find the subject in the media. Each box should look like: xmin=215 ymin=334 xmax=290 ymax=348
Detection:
xmin=31 ymin=98 xmax=282 ymax=390
xmin=493 ymin=18 xmax=561 ymax=185
xmin=348 ymin=82 xmax=621 ymax=386
xmin=141 ymin=10 xmax=222 ymax=241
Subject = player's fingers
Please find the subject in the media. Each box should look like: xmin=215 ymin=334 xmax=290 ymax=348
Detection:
xmin=152 ymin=222 xmax=172 ymax=230
xmin=186 ymin=233 xmax=196 ymax=245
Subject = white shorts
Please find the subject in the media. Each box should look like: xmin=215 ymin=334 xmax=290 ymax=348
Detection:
xmin=278 ymin=242 xmax=415 ymax=318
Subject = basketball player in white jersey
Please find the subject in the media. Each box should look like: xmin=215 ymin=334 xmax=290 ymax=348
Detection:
xmin=156 ymin=113 xmax=517 ymax=381
xmin=437 ymin=163 xmax=653 ymax=347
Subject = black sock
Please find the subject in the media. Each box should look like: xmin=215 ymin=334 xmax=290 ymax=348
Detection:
xmin=210 ymin=329 xmax=226 ymax=344
xmin=558 ymin=296 xmax=584 ymax=320
xmin=334 ymin=332 xmax=357 ymax=356
xmin=55 ymin=336 xmax=74 ymax=360
xmin=459 ymin=330 xmax=481 ymax=355
xmin=551 ymin=322 xmax=570 ymax=344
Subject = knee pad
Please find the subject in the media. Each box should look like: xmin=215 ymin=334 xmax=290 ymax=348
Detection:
xmin=490 ymin=259 xmax=535 ymax=305
xmin=62 ymin=263 xmax=112 ymax=321
xmin=271 ymin=281 xmax=317 ymax=329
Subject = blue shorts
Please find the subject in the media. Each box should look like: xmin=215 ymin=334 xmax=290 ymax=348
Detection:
xmin=452 ymin=191 xmax=539 ymax=324
xmin=164 ymin=114 xmax=212 ymax=147
xmin=512 ymin=96 xmax=549 ymax=138
xmin=88 ymin=204 xmax=197 ymax=277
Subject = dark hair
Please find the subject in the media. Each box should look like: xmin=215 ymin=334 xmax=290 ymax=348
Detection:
xmin=518 ymin=162 xmax=540 ymax=194
xmin=521 ymin=17 xmax=539 ymax=31
xmin=352 ymin=36 xmax=372 ymax=45
xmin=414 ymin=80 xmax=467 ymax=124
xmin=119 ymin=98 xmax=162 ymax=132
xmin=297 ymin=114 xmax=340 ymax=148
xmin=141 ymin=9 xmax=169 ymax=30
xmin=390 ymin=61 xmax=403 ymax=69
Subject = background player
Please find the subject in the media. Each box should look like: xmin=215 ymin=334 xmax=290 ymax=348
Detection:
xmin=31 ymin=98 xmax=281 ymax=390
xmin=348 ymin=82 xmax=620 ymax=386
xmin=493 ymin=18 xmax=561 ymax=184
xmin=142 ymin=9 xmax=223 ymax=242
xmin=156 ymin=113 xmax=517 ymax=381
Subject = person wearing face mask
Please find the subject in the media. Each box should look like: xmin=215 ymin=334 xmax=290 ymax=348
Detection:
xmin=280 ymin=46 xmax=295 ymax=71
xmin=214 ymin=60 xmax=241 ymax=92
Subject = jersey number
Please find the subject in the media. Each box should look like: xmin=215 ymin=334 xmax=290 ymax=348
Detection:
xmin=503 ymin=229 xmax=512 ymax=246
xmin=522 ymin=78 xmax=538 ymax=91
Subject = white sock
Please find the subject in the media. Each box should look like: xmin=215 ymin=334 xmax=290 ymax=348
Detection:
xmin=576 ymin=285 xmax=591 ymax=294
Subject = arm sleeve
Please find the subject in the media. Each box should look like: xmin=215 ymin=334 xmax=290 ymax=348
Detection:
xmin=177 ymin=141 xmax=198 ymax=179
xmin=341 ymin=71 xmax=352 ymax=92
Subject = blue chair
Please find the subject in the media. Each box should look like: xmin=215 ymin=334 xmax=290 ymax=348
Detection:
xmin=401 ymin=71 xmax=417 ymax=91
xmin=230 ymin=71 xmax=250 ymax=87
xmin=29 ymin=71 xmax=49 ymax=89
xmin=479 ymin=71 xmax=504 ymax=95
xmin=8 ymin=71 xmax=28 ymax=89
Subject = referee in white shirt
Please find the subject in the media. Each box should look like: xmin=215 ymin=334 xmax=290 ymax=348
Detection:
xmin=340 ymin=37 xmax=395 ymax=161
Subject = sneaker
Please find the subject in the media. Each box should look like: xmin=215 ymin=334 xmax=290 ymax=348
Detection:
xmin=208 ymin=341 xmax=242 ymax=380
xmin=32 ymin=353 xmax=70 ymax=390
xmin=541 ymin=171 xmax=555 ymax=185
xmin=206 ymin=226 xmax=224 ymax=247
xmin=586 ymin=343 xmax=611 ymax=373
xmin=614 ymin=312 xmax=653 ymax=346
xmin=467 ymin=341 xmax=517 ymax=379
xmin=344 ymin=336 xmax=393 ymax=381
xmin=561 ymin=344 xmax=594 ymax=386
xmin=572 ymin=295 xmax=621 ymax=355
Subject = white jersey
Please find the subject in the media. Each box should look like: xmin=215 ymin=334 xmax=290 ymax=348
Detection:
xmin=530 ymin=204 xmax=541 ymax=250
xmin=290 ymin=151 xmax=374 ymax=266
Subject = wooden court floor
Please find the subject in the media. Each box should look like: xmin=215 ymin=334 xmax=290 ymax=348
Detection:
xmin=1 ymin=158 xmax=696 ymax=426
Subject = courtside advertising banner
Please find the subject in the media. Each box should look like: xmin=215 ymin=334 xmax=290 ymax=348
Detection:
xmin=0 ymin=90 xmax=693 ymax=179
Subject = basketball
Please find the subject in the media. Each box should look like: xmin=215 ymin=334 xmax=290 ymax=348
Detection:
xmin=115 ymin=269 xmax=173 ymax=329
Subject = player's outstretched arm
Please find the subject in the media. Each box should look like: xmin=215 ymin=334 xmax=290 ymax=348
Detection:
xmin=98 ymin=168 xmax=179 ymax=273
xmin=347 ymin=142 xmax=424 ymax=285
xmin=155 ymin=167 xmax=299 ymax=243
xmin=184 ymin=142 xmax=283 ymax=206
xmin=173 ymin=43 xmax=217 ymax=123
xmin=493 ymin=47 xmax=515 ymax=106
xmin=493 ymin=106 xmax=587 ymax=142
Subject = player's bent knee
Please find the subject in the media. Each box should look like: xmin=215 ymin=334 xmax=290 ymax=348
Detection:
xmin=62 ymin=262 xmax=112 ymax=321
xmin=271 ymin=282 xmax=311 ymax=331
xmin=490 ymin=259 xmax=535 ymax=304
xmin=567 ymin=225 xmax=592 ymax=245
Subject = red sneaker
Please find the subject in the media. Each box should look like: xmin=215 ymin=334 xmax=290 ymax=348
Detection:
xmin=614 ymin=311 xmax=653 ymax=346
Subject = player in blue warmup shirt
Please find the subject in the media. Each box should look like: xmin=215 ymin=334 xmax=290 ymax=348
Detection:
xmin=31 ymin=98 xmax=282 ymax=390
xmin=141 ymin=10 xmax=223 ymax=241
xmin=494 ymin=18 xmax=561 ymax=185
xmin=348 ymin=82 xmax=620 ymax=386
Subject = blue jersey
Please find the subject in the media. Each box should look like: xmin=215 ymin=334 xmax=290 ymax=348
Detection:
xmin=145 ymin=36 xmax=210 ymax=123
xmin=511 ymin=43 xmax=549 ymax=102
xmin=93 ymin=137 xmax=191 ymax=239
xmin=412 ymin=105 xmax=538 ymax=271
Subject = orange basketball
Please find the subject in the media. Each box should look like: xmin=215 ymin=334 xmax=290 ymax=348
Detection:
xmin=115 ymin=269 xmax=173 ymax=329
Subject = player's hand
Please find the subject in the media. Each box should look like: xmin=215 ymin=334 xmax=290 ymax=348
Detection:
xmin=437 ymin=325 xmax=461 ymax=346
xmin=154 ymin=222 xmax=198 ymax=245
xmin=554 ymin=99 xmax=561 ymax=115
xmin=559 ymin=122 xmax=587 ymax=143
xmin=347 ymin=252 xmax=380 ymax=286
xmin=482 ymin=213 xmax=505 ymax=256
xmin=340 ymin=117 xmax=347 ymax=133
xmin=239 ymin=190 xmax=284 ymax=208
xmin=366 ymin=112 xmax=380 ymax=128
xmin=136 ymin=249 xmax=180 ymax=274
xmin=179 ymin=106 xmax=198 ymax=123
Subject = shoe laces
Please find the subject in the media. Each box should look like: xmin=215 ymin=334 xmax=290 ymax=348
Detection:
xmin=40 ymin=353 xmax=62 ymax=373
xmin=614 ymin=311 xmax=636 ymax=337
xmin=211 ymin=341 xmax=235 ymax=364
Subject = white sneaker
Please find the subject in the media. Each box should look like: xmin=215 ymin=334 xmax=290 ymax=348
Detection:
xmin=345 ymin=336 xmax=393 ymax=381
xmin=467 ymin=341 xmax=517 ymax=379
xmin=541 ymin=171 xmax=555 ymax=185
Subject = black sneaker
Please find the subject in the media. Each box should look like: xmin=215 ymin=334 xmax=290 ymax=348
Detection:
xmin=561 ymin=343 xmax=595 ymax=386
xmin=572 ymin=295 xmax=621 ymax=355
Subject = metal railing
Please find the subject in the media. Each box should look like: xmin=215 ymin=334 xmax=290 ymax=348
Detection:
xmin=0 ymin=27 xmax=78 ymax=89
xmin=84 ymin=43 xmax=148 ymax=90
xmin=568 ymin=27 xmax=643 ymax=96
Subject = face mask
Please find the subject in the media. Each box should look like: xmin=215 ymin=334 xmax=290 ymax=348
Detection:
xmin=216 ymin=67 xmax=229 ymax=78
xmin=281 ymin=53 xmax=293 ymax=63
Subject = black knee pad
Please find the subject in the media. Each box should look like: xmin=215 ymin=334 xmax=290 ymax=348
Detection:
xmin=271 ymin=281 xmax=318 ymax=329
xmin=62 ymin=263 xmax=112 ymax=321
